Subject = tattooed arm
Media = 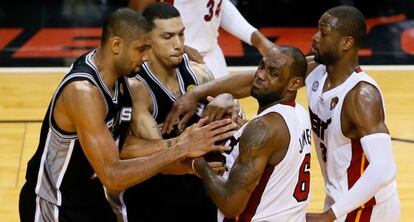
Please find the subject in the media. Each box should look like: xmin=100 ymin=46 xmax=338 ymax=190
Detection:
xmin=194 ymin=113 xmax=290 ymax=217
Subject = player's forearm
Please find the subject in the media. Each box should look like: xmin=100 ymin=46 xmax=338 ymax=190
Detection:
xmin=120 ymin=135 xmax=173 ymax=159
xmin=191 ymin=72 xmax=254 ymax=101
xmin=195 ymin=159 xmax=245 ymax=217
xmin=160 ymin=159 xmax=193 ymax=175
xmin=220 ymin=0 xmax=256 ymax=44
xmin=250 ymin=31 xmax=274 ymax=56
xmin=103 ymin=141 xmax=188 ymax=192
xmin=331 ymin=133 xmax=396 ymax=218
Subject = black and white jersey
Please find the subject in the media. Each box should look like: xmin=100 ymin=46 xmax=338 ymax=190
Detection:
xmin=124 ymin=54 xmax=216 ymax=222
xmin=136 ymin=53 xmax=204 ymax=138
xmin=23 ymin=50 xmax=132 ymax=213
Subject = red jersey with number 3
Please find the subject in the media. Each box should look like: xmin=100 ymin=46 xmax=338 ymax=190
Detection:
xmin=219 ymin=102 xmax=311 ymax=222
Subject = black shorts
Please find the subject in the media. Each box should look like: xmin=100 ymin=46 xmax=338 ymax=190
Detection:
xmin=19 ymin=182 xmax=117 ymax=222
xmin=125 ymin=174 xmax=218 ymax=222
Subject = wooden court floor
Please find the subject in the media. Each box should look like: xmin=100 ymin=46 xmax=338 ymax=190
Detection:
xmin=0 ymin=68 xmax=413 ymax=221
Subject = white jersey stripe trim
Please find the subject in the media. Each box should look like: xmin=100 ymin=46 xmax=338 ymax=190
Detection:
xmin=182 ymin=54 xmax=200 ymax=85
xmin=56 ymin=139 xmax=76 ymax=206
xmin=85 ymin=51 xmax=119 ymax=103
xmin=120 ymin=191 xmax=128 ymax=222
xmin=34 ymin=196 xmax=41 ymax=222
xmin=175 ymin=69 xmax=186 ymax=95
xmin=53 ymin=204 xmax=59 ymax=222
xmin=142 ymin=63 xmax=177 ymax=101
xmin=34 ymin=129 xmax=52 ymax=222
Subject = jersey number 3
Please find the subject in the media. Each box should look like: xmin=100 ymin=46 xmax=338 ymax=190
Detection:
xmin=204 ymin=0 xmax=223 ymax=21
xmin=293 ymin=153 xmax=311 ymax=202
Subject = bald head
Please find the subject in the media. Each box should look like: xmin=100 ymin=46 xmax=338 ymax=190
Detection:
xmin=101 ymin=8 xmax=150 ymax=45
xmin=326 ymin=6 xmax=367 ymax=46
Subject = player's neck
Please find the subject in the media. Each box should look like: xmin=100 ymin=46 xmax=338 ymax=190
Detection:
xmin=93 ymin=47 xmax=119 ymax=94
xmin=147 ymin=59 xmax=176 ymax=83
xmin=258 ymin=95 xmax=296 ymax=114
xmin=324 ymin=57 xmax=358 ymax=92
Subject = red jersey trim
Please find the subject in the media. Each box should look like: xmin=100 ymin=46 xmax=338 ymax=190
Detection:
xmin=345 ymin=139 xmax=376 ymax=222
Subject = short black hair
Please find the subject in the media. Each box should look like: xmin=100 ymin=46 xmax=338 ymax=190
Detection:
xmin=278 ymin=45 xmax=308 ymax=79
xmin=327 ymin=6 xmax=367 ymax=46
xmin=101 ymin=8 xmax=150 ymax=44
xmin=142 ymin=2 xmax=180 ymax=30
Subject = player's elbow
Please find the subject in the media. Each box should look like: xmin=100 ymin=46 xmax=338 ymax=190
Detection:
xmin=101 ymin=176 xmax=124 ymax=193
xmin=222 ymin=209 xmax=243 ymax=219
xmin=220 ymin=203 xmax=245 ymax=219
xmin=375 ymin=161 xmax=396 ymax=186
xmin=99 ymin=166 xmax=125 ymax=193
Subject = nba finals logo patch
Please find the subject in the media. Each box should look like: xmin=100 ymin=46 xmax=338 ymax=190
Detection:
xmin=330 ymin=97 xmax=339 ymax=110
xmin=312 ymin=81 xmax=319 ymax=92
xmin=187 ymin=84 xmax=196 ymax=91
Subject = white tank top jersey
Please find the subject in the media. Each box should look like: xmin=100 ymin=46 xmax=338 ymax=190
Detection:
xmin=305 ymin=65 xmax=398 ymax=220
xmin=174 ymin=0 xmax=222 ymax=53
xmin=219 ymin=102 xmax=312 ymax=222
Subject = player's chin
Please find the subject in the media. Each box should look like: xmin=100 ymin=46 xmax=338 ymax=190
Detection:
xmin=169 ymin=56 xmax=183 ymax=67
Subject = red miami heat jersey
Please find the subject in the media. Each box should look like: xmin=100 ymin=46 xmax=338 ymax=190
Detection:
xmin=306 ymin=65 xmax=398 ymax=221
xmin=219 ymin=102 xmax=312 ymax=222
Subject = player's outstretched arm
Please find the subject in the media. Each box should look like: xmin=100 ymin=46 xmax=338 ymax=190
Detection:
xmin=62 ymin=81 xmax=235 ymax=193
xmin=162 ymin=72 xmax=254 ymax=134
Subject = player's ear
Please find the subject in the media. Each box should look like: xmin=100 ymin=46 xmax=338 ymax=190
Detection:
xmin=287 ymin=77 xmax=304 ymax=91
xmin=342 ymin=36 xmax=354 ymax=51
xmin=110 ymin=36 xmax=122 ymax=54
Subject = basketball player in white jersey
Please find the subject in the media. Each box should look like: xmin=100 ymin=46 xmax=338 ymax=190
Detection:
xmin=129 ymin=0 xmax=273 ymax=78
xmin=164 ymin=6 xmax=401 ymax=222
xmin=305 ymin=6 xmax=399 ymax=222
xmin=191 ymin=46 xmax=311 ymax=221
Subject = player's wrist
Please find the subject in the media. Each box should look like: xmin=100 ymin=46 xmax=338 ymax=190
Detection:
xmin=192 ymin=157 xmax=206 ymax=177
xmin=166 ymin=138 xmax=177 ymax=150
xmin=329 ymin=205 xmax=340 ymax=220
xmin=326 ymin=208 xmax=336 ymax=221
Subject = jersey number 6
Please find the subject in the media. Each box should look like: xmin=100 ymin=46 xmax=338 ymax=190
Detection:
xmin=293 ymin=153 xmax=311 ymax=202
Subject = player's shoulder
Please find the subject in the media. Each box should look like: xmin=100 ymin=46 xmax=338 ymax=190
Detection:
xmin=189 ymin=61 xmax=215 ymax=84
xmin=245 ymin=113 xmax=287 ymax=140
xmin=63 ymin=79 xmax=100 ymax=97
xmin=347 ymin=80 xmax=382 ymax=106
xmin=128 ymin=76 xmax=149 ymax=92
xmin=127 ymin=76 xmax=153 ymax=108
xmin=343 ymin=80 xmax=384 ymax=130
